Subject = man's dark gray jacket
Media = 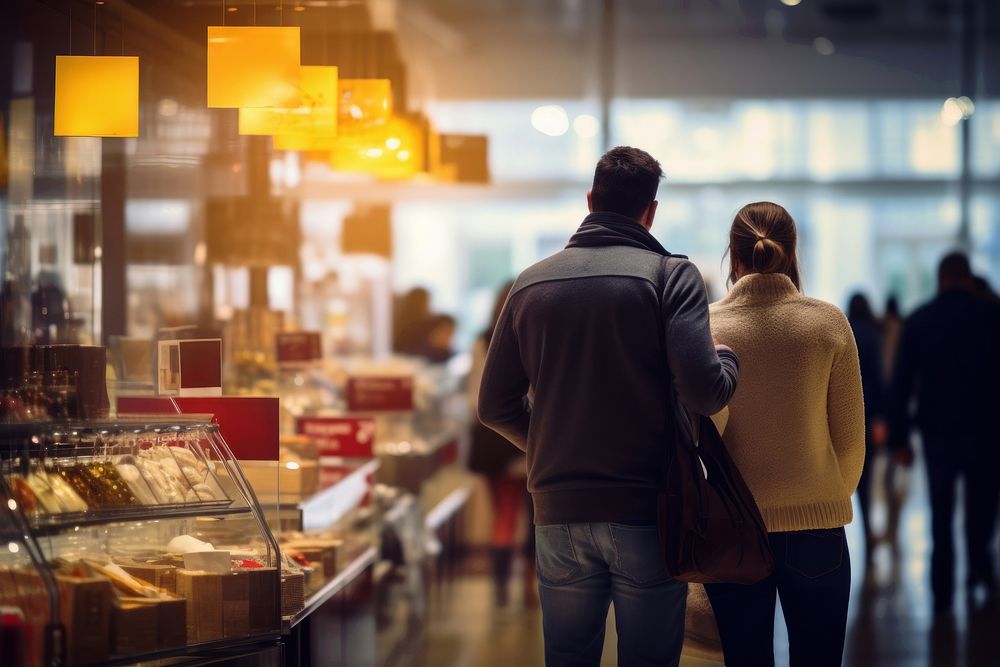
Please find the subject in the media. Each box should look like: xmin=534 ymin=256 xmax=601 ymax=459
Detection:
xmin=478 ymin=211 xmax=740 ymax=525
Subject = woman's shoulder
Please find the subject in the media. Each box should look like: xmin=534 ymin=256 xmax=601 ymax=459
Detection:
xmin=790 ymin=295 xmax=855 ymax=345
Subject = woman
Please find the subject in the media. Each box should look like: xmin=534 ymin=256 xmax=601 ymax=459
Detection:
xmin=467 ymin=281 xmax=534 ymax=607
xmin=705 ymin=202 xmax=865 ymax=667
xmin=846 ymin=293 xmax=886 ymax=567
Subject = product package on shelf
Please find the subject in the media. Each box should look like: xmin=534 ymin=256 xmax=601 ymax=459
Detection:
xmin=55 ymin=571 xmax=113 ymax=666
xmin=176 ymin=569 xmax=224 ymax=643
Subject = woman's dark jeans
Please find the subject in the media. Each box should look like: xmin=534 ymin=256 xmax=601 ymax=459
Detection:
xmin=705 ymin=527 xmax=851 ymax=667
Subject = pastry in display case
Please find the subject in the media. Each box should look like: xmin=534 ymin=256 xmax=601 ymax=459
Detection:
xmin=0 ymin=418 xmax=283 ymax=667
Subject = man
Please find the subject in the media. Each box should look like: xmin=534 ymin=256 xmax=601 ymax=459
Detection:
xmin=478 ymin=146 xmax=740 ymax=666
xmin=889 ymin=252 xmax=1000 ymax=613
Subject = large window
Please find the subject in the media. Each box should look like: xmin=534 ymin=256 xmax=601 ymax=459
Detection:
xmin=403 ymin=97 xmax=997 ymax=344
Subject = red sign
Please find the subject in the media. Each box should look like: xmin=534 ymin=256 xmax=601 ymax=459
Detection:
xmin=117 ymin=396 xmax=280 ymax=461
xmin=276 ymin=332 xmax=322 ymax=364
xmin=297 ymin=417 xmax=376 ymax=458
xmin=346 ymin=376 xmax=414 ymax=412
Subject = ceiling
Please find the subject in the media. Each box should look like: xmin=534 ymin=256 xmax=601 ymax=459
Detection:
xmin=5 ymin=0 xmax=999 ymax=106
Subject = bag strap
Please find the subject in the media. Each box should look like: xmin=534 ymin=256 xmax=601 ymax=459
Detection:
xmin=656 ymin=254 xmax=712 ymax=531
xmin=655 ymin=254 xmax=698 ymax=448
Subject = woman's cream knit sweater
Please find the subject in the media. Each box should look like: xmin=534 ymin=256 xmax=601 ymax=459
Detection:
xmin=709 ymin=273 xmax=866 ymax=533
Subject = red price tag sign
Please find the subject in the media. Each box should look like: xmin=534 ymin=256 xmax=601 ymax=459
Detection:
xmin=276 ymin=332 xmax=322 ymax=364
xmin=346 ymin=376 xmax=414 ymax=412
xmin=297 ymin=417 xmax=376 ymax=458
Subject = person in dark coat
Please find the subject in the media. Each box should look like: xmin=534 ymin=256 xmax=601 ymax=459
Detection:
xmin=889 ymin=252 xmax=1000 ymax=613
xmin=846 ymin=293 xmax=886 ymax=566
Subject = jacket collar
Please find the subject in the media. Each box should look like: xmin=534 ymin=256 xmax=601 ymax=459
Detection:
xmin=719 ymin=273 xmax=799 ymax=306
xmin=565 ymin=211 xmax=670 ymax=256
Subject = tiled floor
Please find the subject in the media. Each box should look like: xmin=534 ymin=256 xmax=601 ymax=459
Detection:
xmin=420 ymin=451 xmax=1000 ymax=666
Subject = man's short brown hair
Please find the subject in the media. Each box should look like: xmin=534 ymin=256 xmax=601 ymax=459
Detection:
xmin=590 ymin=146 xmax=664 ymax=220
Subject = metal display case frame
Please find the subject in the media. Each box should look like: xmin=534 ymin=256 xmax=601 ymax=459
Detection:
xmin=0 ymin=417 xmax=283 ymax=667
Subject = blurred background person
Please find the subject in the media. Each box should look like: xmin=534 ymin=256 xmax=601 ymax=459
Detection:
xmin=467 ymin=280 xmax=534 ymax=607
xmin=416 ymin=313 xmax=457 ymax=363
xmin=393 ymin=287 xmax=432 ymax=356
xmin=846 ymin=292 xmax=886 ymax=568
xmin=880 ymin=294 xmax=907 ymax=558
xmin=889 ymin=251 xmax=1000 ymax=614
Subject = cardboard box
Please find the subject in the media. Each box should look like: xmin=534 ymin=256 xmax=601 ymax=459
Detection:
xmin=176 ymin=570 xmax=223 ymax=643
xmin=285 ymin=540 xmax=342 ymax=579
xmin=112 ymin=599 xmax=158 ymax=655
xmin=222 ymin=572 xmax=250 ymax=638
xmin=118 ymin=563 xmax=177 ymax=594
xmin=242 ymin=460 xmax=319 ymax=498
xmin=280 ymin=571 xmax=305 ymax=617
xmin=56 ymin=575 xmax=113 ymax=666
xmin=115 ymin=596 xmax=186 ymax=650
xmin=243 ymin=567 xmax=279 ymax=634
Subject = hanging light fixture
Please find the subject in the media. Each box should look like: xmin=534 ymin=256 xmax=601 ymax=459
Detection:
xmin=240 ymin=65 xmax=338 ymax=137
xmin=54 ymin=56 xmax=139 ymax=137
xmin=329 ymin=115 xmax=424 ymax=180
xmin=207 ymin=26 xmax=301 ymax=108
xmin=338 ymin=79 xmax=393 ymax=133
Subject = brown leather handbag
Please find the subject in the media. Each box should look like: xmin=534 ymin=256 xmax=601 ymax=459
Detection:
xmin=655 ymin=255 xmax=773 ymax=584
xmin=657 ymin=407 xmax=774 ymax=584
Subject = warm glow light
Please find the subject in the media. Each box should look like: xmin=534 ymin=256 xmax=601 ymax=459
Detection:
xmin=329 ymin=116 xmax=424 ymax=179
xmin=207 ymin=26 xmax=300 ymax=108
xmin=955 ymin=96 xmax=975 ymax=118
xmin=239 ymin=65 xmax=338 ymax=136
xmin=780 ymin=0 xmax=801 ymax=6
xmin=339 ymin=79 xmax=393 ymax=133
xmin=54 ymin=55 xmax=139 ymax=137
xmin=936 ymin=96 xmax=974 ymax=127
xmin=8 ymin=542 xmax=19 ymax=554
xmin=573 ymin=114 xmax=600 ymax=139
xmin=531 ymin=105 xmax=569 ymax=137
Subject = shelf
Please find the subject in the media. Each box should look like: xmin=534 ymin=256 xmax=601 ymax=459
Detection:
xmin=283 ymin=545 xmax=378 ymax=632
xmin=424 ymin=486 xmax=472 ymax=532
xmin=298 ymin=459 xmax=381 ymax=533
xmin=0 ymin=418 xmax=218 ymax=440
xmin=26 ymin=503 xmax=252 ymax=535
xmin=77 ymin=632 xmax=282 ymax=667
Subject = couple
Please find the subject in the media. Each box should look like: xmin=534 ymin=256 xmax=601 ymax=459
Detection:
xmin=478 ymin=146 xmax=865 ymax=667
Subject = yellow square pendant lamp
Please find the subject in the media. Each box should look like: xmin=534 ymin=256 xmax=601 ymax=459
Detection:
xmin=329 ymin=115 xmax=424 ymax=180
xmin=338 ymin=79 xmax=393 ymax=132
xmin=207 ymin=26 xmax=301 ymax=108
xmin=54 ymin=55 xmax=139 ymax=137
xmin=240 ymin=66 xmax=339 ymax=137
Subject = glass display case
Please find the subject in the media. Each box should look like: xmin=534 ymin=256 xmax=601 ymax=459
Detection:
xmin=0 ymin=418 xmax=282 ymax=667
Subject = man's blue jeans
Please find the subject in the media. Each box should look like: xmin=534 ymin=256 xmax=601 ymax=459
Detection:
xmin=534 ymin=522 xmax=687 ymax=667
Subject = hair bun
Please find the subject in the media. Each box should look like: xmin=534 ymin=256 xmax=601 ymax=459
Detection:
xmin=752 ymin=237 xmax=786 ymax=274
